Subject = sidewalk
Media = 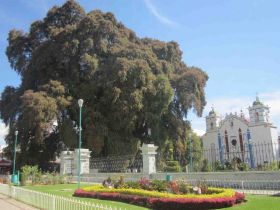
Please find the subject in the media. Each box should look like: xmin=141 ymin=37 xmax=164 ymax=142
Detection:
xmin=0 ymin=194 xmax=38 ymax=210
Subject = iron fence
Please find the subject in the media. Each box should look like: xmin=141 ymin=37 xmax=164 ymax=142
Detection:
xmin=88 ymin=142 xmax=279 ymax=173
xmin=200 ymin=142 xmax=280 ymax=171
xmin=90 ymin=153 xmax=143 ymax=173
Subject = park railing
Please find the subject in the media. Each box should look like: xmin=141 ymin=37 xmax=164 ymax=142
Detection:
xmin=201 ymin=142 xmax=280 ymax=171
xmin=0 ymin=184 xmax=125 ymax=210
xmin=187 ymin=179 xmax=280 ymax=195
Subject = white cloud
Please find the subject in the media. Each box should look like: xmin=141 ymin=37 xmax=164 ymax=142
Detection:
xmin=191 ymin=90 xmax=280 ymax=134
xmin=193 ymin=129 xmax=205 ymax=137
xmin=0 ymin=122 xmax=9 ymax=147
xmin=144 ymin=0 xmax=178 ymax=27
xmin=260 ymin=91 xmax=280 ymax=117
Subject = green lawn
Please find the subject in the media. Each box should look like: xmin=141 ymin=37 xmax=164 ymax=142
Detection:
xmin=220 ymin=194 xmax=280 ymax=210
xmin=23 ymin=183 xmax=149 ymax=210
xmin=23 ymin=184 xmax=280 ymax=210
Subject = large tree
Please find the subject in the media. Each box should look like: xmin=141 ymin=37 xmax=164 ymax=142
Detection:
xmin=1 ymin=0 xmax=208 ymax=166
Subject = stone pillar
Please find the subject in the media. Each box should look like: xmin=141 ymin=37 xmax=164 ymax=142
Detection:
xmin=60 ymin=150 xmax=73 ymax=175
xmin=73 ymin=149 xmax=91 ymax=175
xmin=140 ymin=144 xmax=158 ymax=174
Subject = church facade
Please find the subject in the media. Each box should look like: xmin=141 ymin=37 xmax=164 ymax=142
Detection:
xmin=202 ymin=97 xmax=279 ymax=168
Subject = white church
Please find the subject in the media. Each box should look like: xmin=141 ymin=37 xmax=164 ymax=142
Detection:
xmin=202 ymin=96 xmax=280 ymax=168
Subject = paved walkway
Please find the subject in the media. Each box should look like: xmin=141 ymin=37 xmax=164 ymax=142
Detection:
xmin=0 ymin=194 xmax=38 ymax=210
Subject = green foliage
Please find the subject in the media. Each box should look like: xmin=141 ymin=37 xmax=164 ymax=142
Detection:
xmin=114 ymin=176 xmax=126 ymax=189
xmin=196 ymin=180 xmax=209 ymax=194
xmin=185 ymin=132 xmax=203 ymax=171
xmin=238 ymin=162 xmax=249 ymax=171
xmin=21 ymin=165 xmax=42 ymax=185
xmin=1 ymin=0 xmax=208 ymax=165
xmin=164 ymin=161 xmax=181 ymax=172
xmin=125 ymin=181 xmax=141 ymax=189
xmin=151 ymin=180 xmax=167 ymax=192
xmin=21 ymin=165 xmax=67 ymax=186
xmin=177 ymin=180 xmax=190 ymax=194
xmin=201 ymin=159 xmax=211 ymax=172
xmin=215 ymin=161 xmax=225 ymax=171
xmin=260 ymin=161 xmax=280 ymax=171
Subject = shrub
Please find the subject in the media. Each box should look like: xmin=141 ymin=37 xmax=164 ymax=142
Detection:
xmin=21 ymin=165 xmax=42 ymax=185
xmin=238 ymin=162 xmax=249 ymax=171
xmin=164 ymin=161 xmax=181 ymax=172
xmin=177 ymin=180 xmax=190 ymax=194
xmin=138 ymin=177 xmax=151 ymax=190
xmin=197 ymin=180 xmax=208 ymax=194
xmin=168 ymin=181 xmax=180 ymax=194
xmin=125 ymin=181 xmax=141 ymax=189
xmin=201 ymin=159 xmax=211 ymax=172
xmin=214 ymin=161 xmax=224 ymax=171
xmin=114 ymin=176 xmax=125 ymax=189
xmin=151 ymin=180 xmax=167 ymax=192
xmin=265 ymin=161 xmax=279 ymax=171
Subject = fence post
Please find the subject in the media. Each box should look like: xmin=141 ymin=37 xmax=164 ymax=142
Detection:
xmin=12 ymin=186 xmax=15 ymax=198
xmin=52 ymin=195 xmax=56 ymax=210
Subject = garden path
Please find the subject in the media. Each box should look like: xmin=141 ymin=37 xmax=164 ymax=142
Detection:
xmin=0 ymin=194 xmax=38 ymax=210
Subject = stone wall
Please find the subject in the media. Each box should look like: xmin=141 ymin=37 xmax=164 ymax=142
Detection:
xmin=80 ymin=171 xmax=280 ymax=183
xmin=150 ymin=171 xmax=280 ymax=181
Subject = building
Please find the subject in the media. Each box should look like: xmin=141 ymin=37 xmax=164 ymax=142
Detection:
xmin=202 ymin=96 xmax=279 ymax=168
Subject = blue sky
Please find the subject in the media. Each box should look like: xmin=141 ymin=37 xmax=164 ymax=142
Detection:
xmin=1 ymin=0 xmax=280 ymax=144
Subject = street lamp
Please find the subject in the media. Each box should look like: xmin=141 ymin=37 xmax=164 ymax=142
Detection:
xmin=246 ymin=129 xmax=255 ymax=169
xmin=77 ymin=99 xmax=84 ymax=189
xmin=189 ymin=133 xmax=193 ymax=173
xmin=12 ymin=130 xmax=18 ymax=184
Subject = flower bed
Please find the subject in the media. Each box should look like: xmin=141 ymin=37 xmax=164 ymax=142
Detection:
xmin=73 ymin=178 xmax=245 ymax=210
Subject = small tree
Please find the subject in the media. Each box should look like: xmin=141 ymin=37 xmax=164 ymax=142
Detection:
xmin=201 ymin=159 xmax=211 ymax=172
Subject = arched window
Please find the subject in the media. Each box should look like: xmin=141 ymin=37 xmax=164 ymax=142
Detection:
xmin=239 ymin=128 xmax=244 ymax=161
xmin=225 ymin=130 xmax=229 ymax=158
xmin=255 ymin=112 xmax=259 ymax=122
xmin=210 ymin=122 xmax=214 ymax=129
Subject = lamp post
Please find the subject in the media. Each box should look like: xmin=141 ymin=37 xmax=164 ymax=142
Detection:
xmin=189 ymin=133 xmax=193 ymax=173
xmin=218 ymin=132 xmax=224 ymax=166
xmin=77 ymin=99 xmax=84 ymax=189
xmin=12 ymin=130 xmax=18 ymax=184
xmin=246 ymin=129 xmax=255 ymax=169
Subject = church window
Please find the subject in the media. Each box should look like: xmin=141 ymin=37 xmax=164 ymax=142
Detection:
xmin=225 ymin=130 xmax=229 ymax=156
xmin=231 ymin=139 xmax=237 ymax=146
xmin=211 ymin=122 xmax=214 ymax=129
xmin=239 ymin=128 xmax=244 ymax=161
xmin=255 ymin=112 xmax=259 ymax=122
xmin=231 ymin=121 xmax=234 ymax=127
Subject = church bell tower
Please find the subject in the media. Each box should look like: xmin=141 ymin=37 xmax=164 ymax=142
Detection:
xmin=206 ymin=107 xmax=221 ymax=132
xmin=249 ymin=96 xmax=270 ymax=125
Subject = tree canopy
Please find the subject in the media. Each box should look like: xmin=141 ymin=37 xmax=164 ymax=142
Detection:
xmin=1 ymin=0 xmax=208 ymax=167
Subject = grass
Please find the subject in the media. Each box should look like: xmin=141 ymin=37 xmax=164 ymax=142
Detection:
xmin=220 ymin=194 xmax=280 ymax=210
xmin=23 ymin=184 xmax=280 ymax=210
xmin=23 ymin=183 xmax=149 ymax=210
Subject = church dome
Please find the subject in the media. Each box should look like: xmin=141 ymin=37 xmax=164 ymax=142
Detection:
xmin=253 ymin=96 xmax=263 ymax=106
xmin=209 ymin=107 xmax=216 ymax=115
